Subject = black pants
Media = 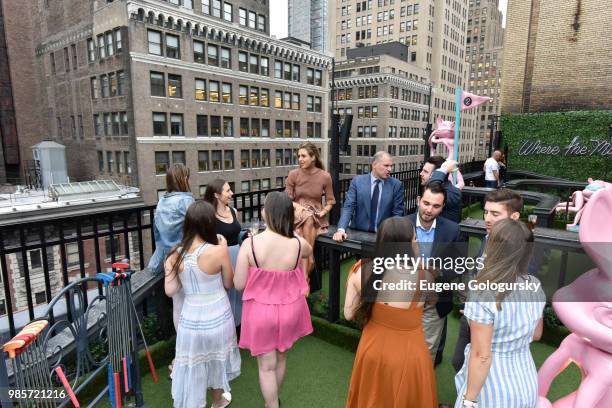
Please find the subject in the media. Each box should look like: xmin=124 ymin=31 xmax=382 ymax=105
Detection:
xmin=452 ymin=315 xmax=471 ymax=372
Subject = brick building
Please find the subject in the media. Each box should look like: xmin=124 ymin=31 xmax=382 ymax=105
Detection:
xmin=501 ymin=0 xmax=612 ymax=113
xmin=333 ymin=43 xmax=431 ymax=177
xmin=2 ymin=0 xmax=331 ymax=203
xmin=466 ymin=0 xmax=504 ymax=159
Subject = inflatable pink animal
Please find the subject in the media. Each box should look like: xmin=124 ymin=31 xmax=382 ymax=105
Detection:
xmin=428 ymin=117 xmax=465 ymax=189
xmin=537 ymin=187 xmax=612 ymax=407
xmin=555 ymin=178 xmax=612 ymax=231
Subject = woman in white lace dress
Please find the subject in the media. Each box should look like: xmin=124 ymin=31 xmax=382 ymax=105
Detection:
xmin=165 ymin=200 xmax=241 ymax=408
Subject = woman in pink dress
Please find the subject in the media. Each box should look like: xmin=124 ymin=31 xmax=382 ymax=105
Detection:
xmin=234 ymin=192 xmax=313 ymax=408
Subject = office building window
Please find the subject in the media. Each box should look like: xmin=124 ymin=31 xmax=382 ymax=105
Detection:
xmin=260 ymin=57 xmax=269 ymax=76
xmin=101 ymin=74 xmax=109 ymax=97
xmin=114 ymin=29 xmax=122 ymax=52
xmin=168 ymin=74 xmax=182 ymax=98
xmin=155 ymin=151 xmax=169 ymax=174
xmin=261 ymin=119 xmax=269 ymax=137
xmin=241 ymin=150 xmax=250 ymax=168
xmin=252 ymin=150 xmax=261 ymax=167
xmin=251 ymin=118 xmax=260 ymax=137
xmin=112 ymin=113 xmax=120 ymax=135
xmin=293 ymin=121 xmax=300 ymax=138
xmin=238 ymin=52 xmax=248 ymax=72
xmin=239 ymin=8 xmax=247 ymax=25
xmin=196 ymin=115 xmax=208 ymax=136
xmin=224 ymin=150 xmax=234 ymax=169
xmin=91 ymin=77 xmax=99 ymax=99
xmin=223 ymin=116 xmax=233 ymax=136
xmin=292 ymin=65 xmax=300 ymax=82
xmin=314 ymin=96 xmax=322 ymax=112
xmin=152 ymin=112 xmax=167 ymax=135
xmin=195 ymin=78 xmax=206 ymax=100
xmin=87 ymin=38 xmax=95 ymax=62
xmin=257 ymin=15 xmax=266 ymax=32
xmin=94 ymin=114 xmax=102 ymax=137
xmin=249 ymin=54 xmax=259 ymax=74
xmin=97 ymin=35 xmax=106 ymax=59
xmin=220 ymin=47 xmax=231 ymax=69
xmin=165 ymin=34 xmax=180 ymax=58
xmin=121 ymin=112 xmax=128 ymax=135
xmin=98 ymin=151 xmax=104 ymax=172
xmin=109 ymin=72 xmax=117 ymax=96
xmin=193 ymin=40 xmax=205 ymax=63
xmin=207 ymin=44 xmax=218 ymax=66
xmin=172 ymin=151 xmax=186 ymax=165
xmin=212 ymin=0 xmax=221 ymax=18
xmin=241 ymin=180 xmax=250 ymax=192
xmin=274 ymin=61 xmax=282 ymax=79
xmin=307 ymin=68 xmax=314 ymax=85
xmin=223 ymin=3 xmax=233 ymax=21
xmin=150 ymin=72 xmax=165 ymax=96
xmin=211 ymin=150 xmax=222 ymax=170
xmin=262 ymin=150 xmax=270 ymax=167
xmin=202 ymin=0 xmax=210 ymax=14
xmin=198 ymin=151 xmax=210 ymax=171
xmin=250 ymin=87 xmax=259 ymax=106
xmin=103 ymin=113 xmax=111 ymax=136
xmin=222 ymin=82 xmax=232 ymax=103
xmin=248 ymin=11 xmax=256 ymax=28
xmin=170 ymin=113 xmax=184 ymax=136
xmin=209 ymin=81 xmax=219 ymax=102
xmin=117 ymin=71 xmax=125 ymax=95
xmin=240 ymin=86 xmax=248 ymax=105
xmin=71 ymin=44 xmax=78 ymax=70
xmin=275 ymin=149 xmax=282 ymax=166
xmin=292 ymin=93 xmax=300 ymax=110
xmin=240 ymin=118 xmax=249 ymax=137
xmin=105 ymin=32 xmax=114 ymax=56
xmin=275 ymin=120 xmax=283 ymax=137
xmin=147 ymin=30 xmax=162 ymax=55
xmin=274 ymin=91 xmax=282 ymax=108
xmin=283 ymin=92 xmax=291 ymax=110
xmin=261 ymin=89 xmax=269 ymax=107
xmin=210 ymin=116 xmax=221 ymax=136
xmin=284 ymin=62 xmax=291 ymax=80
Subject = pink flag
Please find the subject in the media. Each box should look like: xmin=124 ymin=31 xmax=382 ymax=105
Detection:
xmin=460 ymin=90 xmax=492 ymax=110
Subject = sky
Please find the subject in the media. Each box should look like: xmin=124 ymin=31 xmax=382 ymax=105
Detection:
xmin=269 ymin=0 xmax=508 ymax=38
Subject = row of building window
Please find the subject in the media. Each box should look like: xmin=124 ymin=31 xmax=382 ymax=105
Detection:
xmin=147 ymin=30 xmax=322 ymax=85
xmin=149 ymin=72 xmax=323 ymax=112
xmin=93 ymin=112 xmax=129 ymax=138
xmin=154 ymin=148 xmax=298 ymax=175
xmin=86 ymin=28 xmax=123 ymax=63
xmin=90 ymin=71 xmax=126 ymax=99
xmin=56 ymin=116 xmax=84 ymax=140
xmin=97 ymin=151 xmax=132 ymax=175
xmin=151 ymin=112 xmax=322 ymax=138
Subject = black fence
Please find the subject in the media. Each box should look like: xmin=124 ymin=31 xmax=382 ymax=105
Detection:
xmin=0 ymin=205 xmax=157 ymax=338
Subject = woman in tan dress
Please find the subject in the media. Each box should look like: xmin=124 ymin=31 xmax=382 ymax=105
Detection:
xmin=344 ymin=216 xmax=438 ymax=408
xmin=285 ymin=142 xmax=336 ymax=279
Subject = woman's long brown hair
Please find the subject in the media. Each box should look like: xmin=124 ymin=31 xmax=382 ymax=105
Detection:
xmin=352 ymin=216 xmax=418 ymax=327
xmin=166 ymin=163 xmax=191 ymax=193
xmin=476 ymin=219 xmax=534 ymax=310
xmin=166 ymin=200 xmax=219 ymax=280
xmin=298 ymin=142 xmax=325 ymax=170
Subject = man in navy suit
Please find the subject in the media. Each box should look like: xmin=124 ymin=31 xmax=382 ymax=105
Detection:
xmin=419 ymin=156 xmax=463 ymax=223
xmin=333 ymin=151 xmax=404 ymax=242
xmin=407 ymin=182 xmax=464 ymax=364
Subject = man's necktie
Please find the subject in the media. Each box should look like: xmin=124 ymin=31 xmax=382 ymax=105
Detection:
xmin=370 ymin=179 xmax=381 ymax=232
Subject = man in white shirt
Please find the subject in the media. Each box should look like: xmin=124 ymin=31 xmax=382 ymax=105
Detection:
xmin=484 ymin=150 xmax=502 ymax=188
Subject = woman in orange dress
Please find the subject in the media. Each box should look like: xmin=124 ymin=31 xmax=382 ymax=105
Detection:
xmin=344 ymin=216 xmax=438 ymax=408
xmin=285 ymin=142 xmax=335 ymax=279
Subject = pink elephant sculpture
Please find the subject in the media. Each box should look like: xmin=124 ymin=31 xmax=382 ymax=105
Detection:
xmin=555 ymin=178 xmax=612 ymax=232
xmin=536 ymin=186 xmax=612 ymax=408
xmin=428 ymin=117 xmax=465 ymax=189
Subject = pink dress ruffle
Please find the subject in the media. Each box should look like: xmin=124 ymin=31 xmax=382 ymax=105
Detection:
xmin=239 ymin=266 xmax=313 ymax=356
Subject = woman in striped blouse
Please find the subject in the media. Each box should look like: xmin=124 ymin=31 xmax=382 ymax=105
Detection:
xmin=455 ymin=219 xmax=545 ymax=408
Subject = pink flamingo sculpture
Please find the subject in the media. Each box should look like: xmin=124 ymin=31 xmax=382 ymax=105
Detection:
xmin=536 ymin=186 xmax=612 ymax=408
xmin=428 ymin=117 xmax=465 ymax=189
xmin=555 ymin=178 xmax=612 ymax=232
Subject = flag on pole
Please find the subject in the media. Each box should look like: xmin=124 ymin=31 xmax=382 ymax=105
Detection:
xmin=460 ymin=90 xmax=492 ymax=111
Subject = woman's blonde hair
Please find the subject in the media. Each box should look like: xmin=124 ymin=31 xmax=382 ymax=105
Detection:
xmin=298 ymin=142 xmax=325 ymax=170
xmin=166 ymin=163 xmax=191 ymax=193
xmin=476 ymin=219 xmax=534 ymax=310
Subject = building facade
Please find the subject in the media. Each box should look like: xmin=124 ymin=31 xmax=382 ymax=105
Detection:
xmin=288 ymin=0 xmax=330 ymax=53
xmin=3 ymin=0 xmax=330 ymax=204
xmin=466 ymin=0 xmax=504 ymax=159
xmin=329 ymin=0 xmax=479 ymax=163
xmin=333 ymin=46 xmax=431 ymax=177
xmin=501 ymin=0 xmax=612 ymax=113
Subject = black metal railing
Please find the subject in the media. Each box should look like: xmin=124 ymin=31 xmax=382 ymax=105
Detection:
xmin=0 ymin=204 xmax=157 ymax=339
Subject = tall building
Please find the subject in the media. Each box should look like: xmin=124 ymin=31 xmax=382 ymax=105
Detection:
xmin=330 ymin=0 xmax=479 ymax=163
xmin=2 ymin=0 xmax=331 ymax=204
xmin=501 ymin=0 xmax=612 ymax=113
xmin=288 ymin=0 xmax=330 ymax=53
xmin=465 ymin=0 xmax=504 ymax=159
xmin=333 ymin=43 xmax=431 ymax=177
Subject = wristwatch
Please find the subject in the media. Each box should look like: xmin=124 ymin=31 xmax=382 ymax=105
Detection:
xmin=462 ymin=397 xmax=477 ymax=407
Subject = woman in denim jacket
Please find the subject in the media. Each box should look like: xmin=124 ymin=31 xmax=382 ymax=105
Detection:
xmin=147 ymin=163 xmax=194 ymax=371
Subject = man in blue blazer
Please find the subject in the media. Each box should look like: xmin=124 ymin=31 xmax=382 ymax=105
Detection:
xmin=407 ymin=182 xmax=464 ymax=365
xmin=333 ymin=152 xmax=404 ymax=241
xmin=419 ymin=156 xmax=463 ymax=223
